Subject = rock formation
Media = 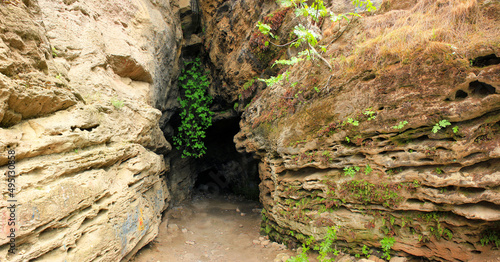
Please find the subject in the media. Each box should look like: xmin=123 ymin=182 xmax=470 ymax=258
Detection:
xmin=0 ymin=0 xmax=181 ymax=261
xmin=202 ymin=0 xmax=499 ymax=261
xmin=2 ymin=0 xmax=500 ymax=261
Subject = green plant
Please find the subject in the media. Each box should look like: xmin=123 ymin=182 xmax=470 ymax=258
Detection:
xmin=344 ymin=166 xmax=360 ymax=177
xmin=363 ymin=109 xmax=376 ymax=120
xmin=364 ymin=164 xmax=373 ymax=175
xmin=258 ymin=71 xmax=287 ymax=87
xmin=380 ymin=237 xmax=395 ymax=260
xmin=234 ymin=102 xmax=239 ymax=110
xmin=288 ymin=243 xmax=310 ymax=262
xmin=52 ymin=46 xmax=58 ymax=57
xmin=452 ymin=126 xmax=459 ymax=134
xmin=258 ymin=0 xmax=375 ymax=87
xmin=480 ymin=231 xmax=500 ymax=248
xmin=173 ymin=58 xmax=214 ymax=158
xmin=111 ymin=98 xmax=124 ymax=109
xmin=315 ymin=226 xmax=339 ymax=261
xmin=435 ymin=167 xmax=443 ymax=174
xmin=345 ymin=136 xmax=351 ymax=143
xmin=264 ymin=224 xmax=272 ymax=234
xmin=392 ymin=121 xmax=408 ymax=130
xmin=288 ymin=226 xmax=340 ymax=262
xmin=361 ymin=244 xmax=372 ymax=258
xmin=347 ymin=117 xmax=359 ymax=126
xmin=432 ymin=119 xmax=451 ymax=133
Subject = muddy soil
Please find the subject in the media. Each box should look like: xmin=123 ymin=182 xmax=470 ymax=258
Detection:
xmin=131 ymin=194 xmax=296 ymax=262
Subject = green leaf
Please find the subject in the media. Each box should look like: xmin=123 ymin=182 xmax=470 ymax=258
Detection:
xmin=256 ymin=21 xmax=272 ymax=35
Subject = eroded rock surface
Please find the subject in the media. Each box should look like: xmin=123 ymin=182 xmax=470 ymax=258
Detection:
xmin=0 ymin=0 xmax=181 ymax=261
xmin=201 ymin=0 xmax=500 ymax=261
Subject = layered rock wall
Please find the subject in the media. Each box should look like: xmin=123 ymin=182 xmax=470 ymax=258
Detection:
xmin=0 ymin=0 xmax=181 ymax=261
xmin=202 ymin=0 xmax=500 ymax=261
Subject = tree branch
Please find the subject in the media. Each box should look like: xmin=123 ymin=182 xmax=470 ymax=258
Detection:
xmin=308 ymin=42 xmax=332 ymax=70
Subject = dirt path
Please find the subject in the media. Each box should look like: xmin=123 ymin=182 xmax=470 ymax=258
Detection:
xmin=131 ymin=194 xmax=295 ymax=262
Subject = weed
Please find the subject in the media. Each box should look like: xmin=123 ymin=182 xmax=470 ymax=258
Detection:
xmin=344 ymin=166 xmax=360 ymax=177
xmin=52 ymin=46 xmax=58 ymax=57
xmin=364 ymin=164 xmax=373 ymax=175
xmin=363 ymin=109 xmax=376 ymax=120
xmin=432 ymin=119 xmax=451 ymax=133
xmin=480 ymin=231 xmax=500 ymax=248
xmin=380 ymin=237 xmax=395 ymax=260
xmin=111 ymin=98 xmax=124 ymax=109
xmin=347 ymin=117 xmax=359 ymax=126
xmin=362 ymin=244 xmax=372 ymax=258
xmin=392 ymin=121 xmax=408 ymax=130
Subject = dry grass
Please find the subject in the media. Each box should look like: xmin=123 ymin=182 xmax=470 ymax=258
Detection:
xmin=325 ymin=0 xmax=500 ymax=73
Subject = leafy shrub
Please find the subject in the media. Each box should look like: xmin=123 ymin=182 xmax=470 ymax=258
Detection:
xmin=173 ymin=58 xmax=213 ymax=158
xmin=380 ymin=237 xmax=395 ymax=260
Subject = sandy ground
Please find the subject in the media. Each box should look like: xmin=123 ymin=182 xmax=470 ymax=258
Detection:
xmin=131 ymin=194 xmax=295 ymax=262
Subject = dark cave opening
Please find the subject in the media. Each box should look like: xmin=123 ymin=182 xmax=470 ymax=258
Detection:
xmin=165 ymin=87 xmax=260 ymax=203
xmin=166 ymin=113 xmax=260 ymax=202
xmin=469 ymin=80 xmax=496 ymax=97
xmin=193 ymin=116 xmax=260 ymax=200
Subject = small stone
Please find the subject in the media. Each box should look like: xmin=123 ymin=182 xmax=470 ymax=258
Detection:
xmin=336 ymin=255 xmax=356 ymax=262
xmin=239 ymin=224 xmax=243 ymax=228
xmin=185 ymin=240 xmax=195 ymax=245
xmin=240 ymin=213 xmax=246 ymax=216
xmin=261 ymin=240 xmax=270 ymax=247
xmin=253 ymin=240 xmax=260 ymax=245
xmin=252 ymin=208 xmax=262 ymax=213
xmin=259 ymin=236 xmax=265 ymax=241
xmin=181 ymin=228 xmax=188 ymax=233
xmin=271 ymin=242 xmax=280 ymax=249
xmin=335 ymin=255 xmax=361 ymax=262
xmin=370 ymin=257 xmax=385 ymax=262
xmin=389 ymin=257 xmax=408 ymax=262
xmin=274 ymin=253 xmax=290 ymax=262
xmin=236 ymin=208 xmax=240 ymax=212
xmin=167 ymin=224 xmax=179 ymax=233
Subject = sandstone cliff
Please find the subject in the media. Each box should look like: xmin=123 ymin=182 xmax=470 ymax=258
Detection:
xmin=0 ymin=0 xmax=181 ymax=261
xmin=201 ymin=0 xmax=500 ymax=261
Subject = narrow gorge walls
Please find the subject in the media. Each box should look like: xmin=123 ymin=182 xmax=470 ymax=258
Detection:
xmin=2 ymin=0 xmax=499 ymax=261
xmin=0 ymin=0 xmax=182 ymax=261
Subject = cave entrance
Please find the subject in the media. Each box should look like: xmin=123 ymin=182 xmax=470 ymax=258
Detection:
xmin=193 ymin=116 xmax=260 ymax=200
xmin=166 ymin=0 xmax=260 ymax=203
xmin=166 ymin=109 xmax=260 ymax=203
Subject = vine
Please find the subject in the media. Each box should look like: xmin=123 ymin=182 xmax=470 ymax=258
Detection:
xmin=173 ymin=58 xmax=213 ymax=158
